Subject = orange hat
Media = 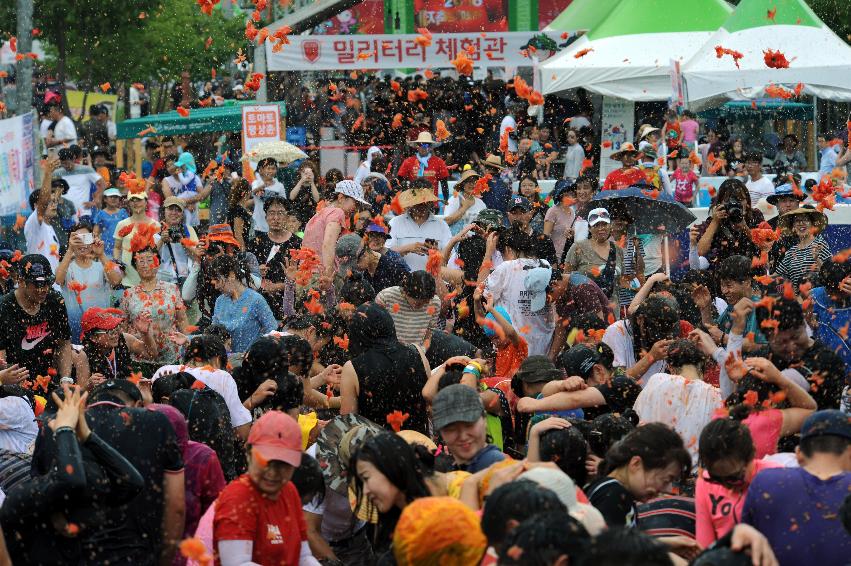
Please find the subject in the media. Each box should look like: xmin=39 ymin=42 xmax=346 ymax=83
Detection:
xmin=206 ymin=223 xmax=242 ymax=249
xmin=81 ymin=307 xmax=125 ymax=339
xmin=248 ymin=411 xmax=303 ymax=467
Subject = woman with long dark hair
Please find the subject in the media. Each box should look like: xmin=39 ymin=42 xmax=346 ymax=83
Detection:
xmin=210 ymin=254 xmax=277 ymax=353
xmin=695 ymin=178 xmax=764 ymax=268
xmin=585 ymin=423 xmax=691 ymax=527
xmin=349 ymin=432 xmax=431 ymax=558
xmin=226 ymin=178 xmax=253 ymax=249
xmin=340 ymin=303 xmax=430 ymax=434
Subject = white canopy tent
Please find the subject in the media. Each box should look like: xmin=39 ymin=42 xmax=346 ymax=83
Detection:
xmin=682 ymin=0 xmax=851 ymax=106
xmin=541 ymin=0 xmax=732 ymax=101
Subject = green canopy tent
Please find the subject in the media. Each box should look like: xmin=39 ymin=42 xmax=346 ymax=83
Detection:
xmin=116 ymin=100 xmax=286 ymax=139
xmin=543 ymin=0 xmax=623 ymax=32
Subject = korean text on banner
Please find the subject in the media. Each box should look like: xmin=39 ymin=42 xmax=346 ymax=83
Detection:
xmin=241 ymin=104 xmax=283 ymax=178
xmin=0 ymin=112 xmax=35 ymax=217
xmin=266 ymin=31 xmax=563 ymax=71
xmin=599 ymin=97 xmax=635 ymax=180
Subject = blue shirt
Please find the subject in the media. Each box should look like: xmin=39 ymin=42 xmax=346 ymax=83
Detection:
xmin=819 ymin=146 xmax=838 ymax=177
xmin=212 ymin=288 xmax=278 ymax=353
xmin=743 ymin=467 xmax=851 ymax=566
xmin=810 ymin=287 xmax=851 ymax=368
xmin=92 ymin=208 xmax=129 ymax=258
xmin=717 ymin=295 xmax=768 ymax=347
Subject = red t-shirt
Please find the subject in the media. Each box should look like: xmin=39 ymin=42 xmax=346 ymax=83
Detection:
xmin=602 ymin=167 xmax=646 ymax=191
xmin=493 ymin=337 xmax=528 ymax=382
xmin=397 ymin=155 xmax=449 ymax=195
xmin=214 ymin=475 xmax=307 ymax=566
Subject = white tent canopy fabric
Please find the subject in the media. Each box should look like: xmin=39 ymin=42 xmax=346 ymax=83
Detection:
xmin=682 ymin=0 xmax=851 ymax=104
xmin=542 ymin=32 xmax=715 ymax=101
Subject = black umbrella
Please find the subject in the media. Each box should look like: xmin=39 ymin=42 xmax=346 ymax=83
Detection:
xmin=591 ymin=184 xmax=696 ymax=234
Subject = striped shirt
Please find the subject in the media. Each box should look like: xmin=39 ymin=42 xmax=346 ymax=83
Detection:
xmin=375 ymin=286 xmax=441 ymax=346
xmin=775 ymin=235 xmax=831 ymax=288
xmin=0 ymin=449 xmax=32 ymax=493
xmin=617 ymin=238 xmax=645 ymax=307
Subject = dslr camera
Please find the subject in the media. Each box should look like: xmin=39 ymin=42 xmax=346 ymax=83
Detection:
xmin=722 ymin=199 xmax=744 ymax=224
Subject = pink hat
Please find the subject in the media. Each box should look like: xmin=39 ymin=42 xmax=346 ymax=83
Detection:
xmin=248 ymin=411 xmax=303 ymax=467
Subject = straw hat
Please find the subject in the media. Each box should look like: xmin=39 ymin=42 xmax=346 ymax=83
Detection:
xmin=637 ymin=124 xmax=660 ymax=141
xmin=398 ymin=188 xmax=438 ymax=209
xmin=407 ymin=131 xmax=437 ymax=147
xmin=481 ymin=154 xmax=505 ymax=170
xmin=778 ymin=205 xmax=828 ymax=234
xmin=458 ymin=168 xmax=481 ymax=185
xmin=610 ymin=142 xmax=642 ymax=161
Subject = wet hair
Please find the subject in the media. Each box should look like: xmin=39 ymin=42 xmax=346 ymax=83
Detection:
xmin=503 ymin=225 xmax=535 ymax=256
xmin=712 ymin=178 xmax=752 ymax=210
xmin=598 ymin=423 xmax=691 ymax=479
xmin=725 ymin=375 xmax=780 ymax=420
xmin=716 ymin=255 xmax=753 ymax=284
xmin=457 ymin=234 xmax=487 ymax=282
xmin=151 ymin=371 xmax=195 ymax=403
xmin=234 ymin=336 xmax=305 ymax=410
xmin=499 ymin=511 xmax=591 ymax=566
xmin=698 ymin=418 xmax=755 ymax=469
xmin=278 ymin=334 xmax=314 ymax=377
xmin=539 ymin=425 xmax=590 ymax=486
xmin=800 ymin=435 xmax=850 ymax=458
xmin=291 ymin=453 xmax=325 ymax=505
xmin=210 ymin=254 xmax=252 ymax=288
xmin=203 ymin=323 xmax=231 ymax=346
xmin=436 ymin=365 xmax=466 ymax=390
xmin=256 ymin=157 xmax=278 ymax=170
xmin=578 ymin=528 xmax=673 ymax=566
xmin=401 ymin=270 xmax=436 ymax=301
xmin=263 ymin=195 xmax=291 ymax=214
xmin=324 ymin=168 xmax=343 ymax=187
xmin=666 ymin=339 xmax=707 ymax=374
xmin=350 ymin=432 xmax=431 ymax=546
xmin=587 ymin=413 xmax=636 ymax=458
xmin=69 ymin=219 xmax=94 ymax=235
xmin=820 ymin=260 xmax=851 ymax=293
xmin=755 ymin=296 xmax=804 ymax=333
xmin=628 ymin=295 xmax=680 ymax=354
xmin=744 ymin=152 xmax=763 ymax=164
xmin=481 ymin=480 xmax=566 ymax=549
xmin=228 ymin=178 xmax=252 ymax=209
xmin=183 ymin=334 xmax=227 ymax=368
xmin=339 ymin=272 xmax=376 ymax=305
xmin=170 ymin=387 xmax=240 ymax=480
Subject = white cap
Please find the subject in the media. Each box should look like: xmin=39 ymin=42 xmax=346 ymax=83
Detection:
xmin=587 ymin=207 xmax=611 ymax=226
xmin=334 ymin=179 xmax=370 ymax=205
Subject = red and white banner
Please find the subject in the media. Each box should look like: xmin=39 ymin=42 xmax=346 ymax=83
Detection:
xmin=266 ymin=31 xmax=562 ymax=71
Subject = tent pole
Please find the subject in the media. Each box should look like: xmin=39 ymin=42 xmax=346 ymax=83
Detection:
xmin=663 ymin=235 xmax=670 ymax=277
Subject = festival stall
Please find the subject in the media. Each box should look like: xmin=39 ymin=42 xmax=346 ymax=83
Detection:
xmin=682 ymin=0 xmax=851 ymax=107
xmin=540 ymin=0 xmax=732 ymax=100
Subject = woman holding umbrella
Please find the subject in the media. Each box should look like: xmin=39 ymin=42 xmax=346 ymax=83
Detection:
xmin=602 ymin=143 xmax=645 ymax=191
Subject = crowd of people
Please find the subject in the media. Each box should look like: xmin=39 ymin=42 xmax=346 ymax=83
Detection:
xmin=0 ymin=77 xmax=850 ymax=566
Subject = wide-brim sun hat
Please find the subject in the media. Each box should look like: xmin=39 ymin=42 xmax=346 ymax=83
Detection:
xmin=637 ymin=124 xmax=660 ymax=141
xmin=778 ymin=206 xmax=827 ymax=234
xmin=458 ymin=168 xmax=481 ymax=185
xmin=398 ymin=188 xmax=438 ymax=209
xmin=334 ymin=179 xmax=371 ymax=206
xmin=407 ymin=131 xmax=438 ymax=147
xmin=766 ymin=183 xmax=806 ymax=205
xmin=481 ymin=154 xmax=505 ymax=170
xmin=610 ymin=142 xmax=642 ymax=161
xmin=206 ymin=223 xmax=242 ymax=249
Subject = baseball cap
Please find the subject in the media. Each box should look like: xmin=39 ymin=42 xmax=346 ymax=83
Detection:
xmin=247 ymin=410 xmax=303 ymax=467
xmin=366 ymin=223 xmax=390 ymax=238
xmin=509 ymin=195 xmax=532 ymax=212
xmin=103 ymin=188 xmax=122 ymax=198
xmin=559 ymin=344 xmax=600 ymax=379
xmin=587 ymin=208 xmax=611 ymax=226
xmin=515 ymin=355 xmax=562 ymax=383
xmin=524 ymin=262 xmax=552 ymax=312
xmin=20 ymin=254 xmax=55 ymax=284
xmin=81 ymin=307 xmax=125 ymax=338
xmin=801 ymin=410 xmax=851 ymax=441
xmin=474 ymin=209 xmax=505 ymax=230
xmin=127 ymin=191 xmax=148 ymax=200
xmin=163 ymin=196 xmax=185 ymax=210
xmin=432 ymin=384 xmax=484 ymax=431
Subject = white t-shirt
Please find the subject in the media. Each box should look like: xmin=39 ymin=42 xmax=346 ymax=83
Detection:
xmin=444 ymin=195 xmax=486 ymax=235
xmin=0 ymin=396 xmax=38 ymax=453
xmin=386 ymin=213 xmax=453 ymax=272
xmin=602 ymin=319 xmax=665 ymax=386
xmin=55 ymin=166 xmax=102 ymax=217
xmin=251 ymin=178 xmax=286 ymax=233
xmin=155 ymin=228 xmax=198 ymax=283
xmin=24 ymin=210 xmax=60 ymax=274
xmin=52 ymin=115 xmax=78 ymax=145
xmin=745 ymin=176 xmax=775 ymax=207
xmin=151 ymin=364 xmax=252 ymax=427
xmin=500 ymin=115 xmax=518 ymax=153
xmin=129 ymin=86 xmax=142 ymax=119
xmin=485 ymin=258 xmax=555 ymax=356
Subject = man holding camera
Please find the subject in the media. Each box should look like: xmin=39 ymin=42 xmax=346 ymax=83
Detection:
xmin=155 ymin=197 xmax=200 ymax=286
